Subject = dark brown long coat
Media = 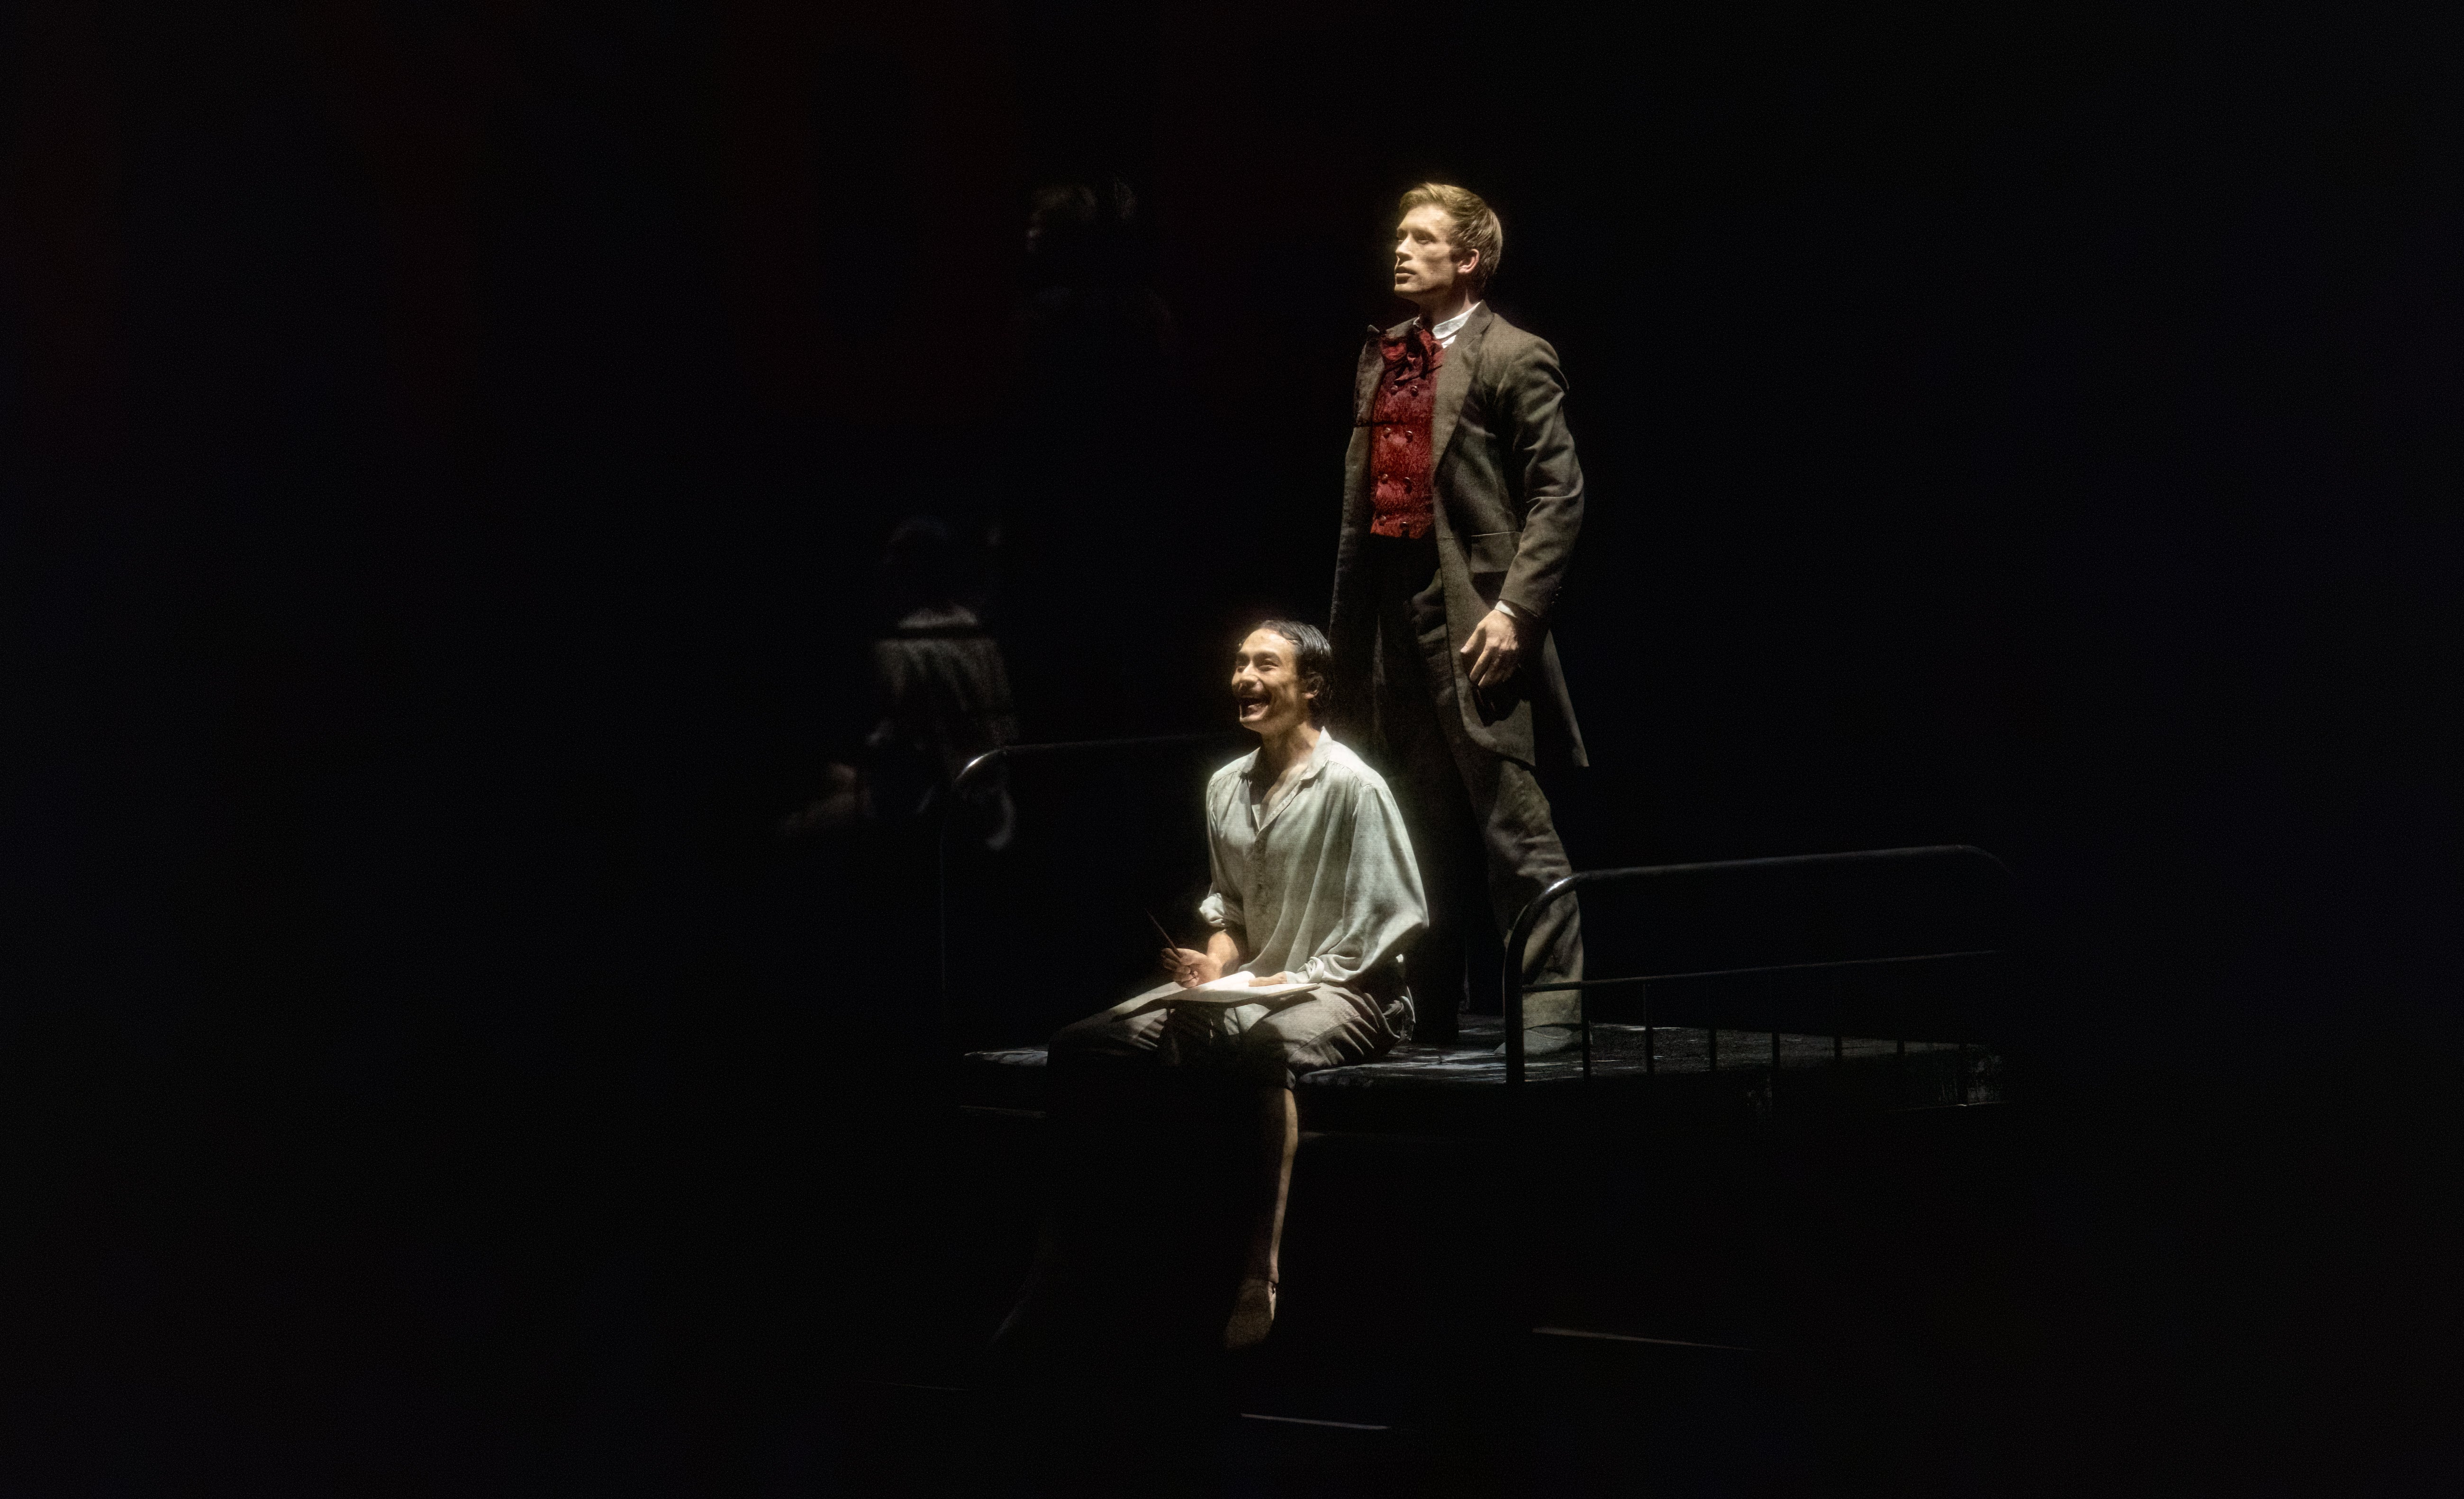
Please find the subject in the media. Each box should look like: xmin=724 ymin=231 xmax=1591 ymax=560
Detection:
xmin=1328 ymin=304 xmax=1590 ymax=767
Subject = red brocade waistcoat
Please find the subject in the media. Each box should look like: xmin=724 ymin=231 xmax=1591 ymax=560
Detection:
xmin=1368 ymin=325 xmax=1444 ymax=539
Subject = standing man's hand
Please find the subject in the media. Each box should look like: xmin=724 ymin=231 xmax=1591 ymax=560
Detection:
xmin=1458 ymin=606 xmax=1530 ymax=690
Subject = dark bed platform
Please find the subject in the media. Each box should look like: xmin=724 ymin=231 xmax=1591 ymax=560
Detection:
xmin=944 ymin=739 xmax=2021 ymax=1141
xmin=959 ymin=1014 xmax=2002 ymax=1136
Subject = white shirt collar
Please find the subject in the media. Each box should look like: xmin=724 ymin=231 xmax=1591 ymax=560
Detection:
xmin=1243 ymin=729 xmax=1338 ymax=787
xmin=1427 ymin=302 xmax=1482 ymax=347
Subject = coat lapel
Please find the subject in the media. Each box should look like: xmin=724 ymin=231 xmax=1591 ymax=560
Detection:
xmin=1428 ymin=303 xmax=1492 ymax=477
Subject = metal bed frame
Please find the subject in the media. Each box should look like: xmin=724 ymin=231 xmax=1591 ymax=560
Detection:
xmin=937 ymin=732 xmax=1242 ymax=1037
xmin=941 ymin=737 xmax=2020 ymax=1111
xmin=936 ymin=737 xmax=2019 ymax=1393
xmin=1500 ymin=844 xmax=2019 ymax=1099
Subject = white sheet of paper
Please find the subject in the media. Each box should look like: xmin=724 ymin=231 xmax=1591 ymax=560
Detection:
xmin=1136 ymin=975 xmax=1317 ymax=1010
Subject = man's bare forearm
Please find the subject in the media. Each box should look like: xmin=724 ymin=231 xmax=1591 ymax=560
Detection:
xmin=1164 ymin=927 xmax=1248 ymax=986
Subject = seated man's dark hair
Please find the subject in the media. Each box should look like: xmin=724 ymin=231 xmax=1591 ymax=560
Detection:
xmin=1251 ymin=618 xmax=1334 ymax=726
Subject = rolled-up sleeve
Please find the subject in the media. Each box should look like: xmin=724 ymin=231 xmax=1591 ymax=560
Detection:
xmin=1294 ymin=777 xmax=1428 ymax=989
xmin=1198 ymin=886 xmax=1241 ymax=933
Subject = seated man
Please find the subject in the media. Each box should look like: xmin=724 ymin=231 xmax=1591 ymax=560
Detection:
xmin=1006 ymin=619 xmax=1428 ymax=1353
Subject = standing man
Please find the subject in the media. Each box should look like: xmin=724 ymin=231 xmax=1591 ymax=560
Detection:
xmin=1328 ymin=183 xmax=1588 ymax=1053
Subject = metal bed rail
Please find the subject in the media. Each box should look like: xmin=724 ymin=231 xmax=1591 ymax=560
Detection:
xmin=1499 ymin=844 xmax=2017 ymax=1091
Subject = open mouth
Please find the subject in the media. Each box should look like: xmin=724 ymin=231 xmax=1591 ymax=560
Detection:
xmin=1236 ymin=693 xmax=1269 ymax=719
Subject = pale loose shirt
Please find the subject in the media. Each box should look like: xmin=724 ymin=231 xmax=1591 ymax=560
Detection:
xmin=1196 ymin=733 xmax=1428 ymax=993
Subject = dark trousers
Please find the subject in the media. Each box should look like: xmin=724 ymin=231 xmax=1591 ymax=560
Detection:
xmin=1364 ymin=534 xmax=1584 ymax=1040
xmin=1049 ymin=982 xmax=1404 ymax=1092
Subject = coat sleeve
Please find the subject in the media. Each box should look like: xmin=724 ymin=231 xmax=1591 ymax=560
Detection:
xmin=1496 ymin=336 xmax=1585 ymax=624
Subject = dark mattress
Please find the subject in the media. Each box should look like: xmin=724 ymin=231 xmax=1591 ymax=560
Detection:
xmin=960 ymin=1015 xmax=2002 ymax=1133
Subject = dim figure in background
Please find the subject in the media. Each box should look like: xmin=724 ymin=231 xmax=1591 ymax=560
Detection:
xmin=1015 ymin=178 xmax=1175 ymax=397
xmin=1002 ymin=179 xmax=1183 ymax=734
xmin=999 ymin=622 xmax=1427 ymax=1353
xmin=1327 ymin=183 xmax=1590 ymax=1054
xmin=779 ymin=516 xmax=1017 ymax=849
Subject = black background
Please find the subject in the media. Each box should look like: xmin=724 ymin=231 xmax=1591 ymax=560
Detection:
xmin=8 ymin=0 xmax=2461 ymax=1490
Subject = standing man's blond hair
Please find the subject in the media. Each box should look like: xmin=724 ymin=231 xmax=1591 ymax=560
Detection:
xmin=1396 ymin=183 xmax=1503 ymax=289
